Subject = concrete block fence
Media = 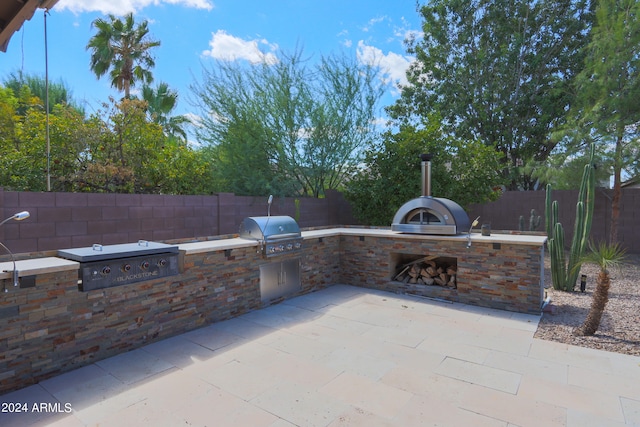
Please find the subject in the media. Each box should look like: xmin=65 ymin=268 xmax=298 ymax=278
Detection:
xmin=1 ymin=187 xmax=639 ymax=255
xmin=467 ymin=188 xmax=639 ymax=253
xmin=0 ymin=188 xmax=356 ymax=255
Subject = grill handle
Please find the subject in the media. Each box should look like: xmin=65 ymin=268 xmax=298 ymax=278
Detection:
xmin=266 ymin=232 xmax=301 ymax=240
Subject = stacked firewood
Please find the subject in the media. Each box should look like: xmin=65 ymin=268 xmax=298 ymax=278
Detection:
xmin=393 ymin=256 xmax=457 ymax=288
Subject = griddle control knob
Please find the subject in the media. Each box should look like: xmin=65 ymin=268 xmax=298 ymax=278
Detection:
xmin=101 ymin=266 xmax=111 ymax=275
xmin=157 ymin=259 xmax=167 ymax=267
xmin=140 ymin=260 xmax=150 ymax=270
xmin=122 ymin=263 xmax=132 ymax=272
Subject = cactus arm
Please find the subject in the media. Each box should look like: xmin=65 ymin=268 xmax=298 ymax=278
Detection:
xmin=545 ymin=184 xmax=553 ymax=238
xmin=567 ymin=201 xmax=585 ymax=290
xmin=552 ymin=222 xmax=567 ymax=290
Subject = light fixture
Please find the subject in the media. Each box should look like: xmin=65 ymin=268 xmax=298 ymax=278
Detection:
xmin=1 ymin=211 xmax=30 ymax=291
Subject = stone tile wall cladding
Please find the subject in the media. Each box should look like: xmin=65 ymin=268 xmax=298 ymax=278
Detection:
xmin=339 ymin=235 xmax=543 ymax=314
xmin=0 ymin=230 xmax=541 ymax=394
xmin=0 ymin=235 xmax=342 ymax=394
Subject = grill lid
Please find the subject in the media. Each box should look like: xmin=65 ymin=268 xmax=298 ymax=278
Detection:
xmin=58 ymin=240 xmax=179 ymax=263
xmin=239 ymin=216 xmax=301 ymax=241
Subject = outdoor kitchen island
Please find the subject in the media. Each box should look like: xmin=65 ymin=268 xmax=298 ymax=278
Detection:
xmin=302 ymin=228 xmax=547 ymax=315
xmin=0 ymin=227 xmax=545 ymax=394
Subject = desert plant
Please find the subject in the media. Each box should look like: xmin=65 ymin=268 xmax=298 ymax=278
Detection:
xmin=545 ymin=143 xmax=595 ymax=291
xmin=529 ymin=209 xmax=541 ymax=231
xmin=519 ymin=209 xmax=541 ymax=231
xmin=574 ymin=241 xmax=627 ymax=336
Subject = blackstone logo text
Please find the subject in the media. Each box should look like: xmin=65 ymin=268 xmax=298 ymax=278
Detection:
xmin=116 ymin=270 xmax=159 ymax=282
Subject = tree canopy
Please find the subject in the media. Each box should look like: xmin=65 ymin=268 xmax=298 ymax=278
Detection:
xmin=388 ymin=0 xmax=594 ymax=190
xmin=570 ymin=0 xmax=640 ymax=243
xmin=86 ymin=13 xmax=160 ymax=99
xmin=190 ymin=48 xmax=385 ymax=197
xmin=0 ymin=85 xmax=209 ymax=194
xmin=345 ymin=115 xmax=504 ymax=225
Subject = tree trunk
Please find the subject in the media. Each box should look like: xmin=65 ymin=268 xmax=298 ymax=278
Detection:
xmin=575 ymin=270 xmax=610 ymax=336
xmin=609 ymin=133 xmax=623 ymax=245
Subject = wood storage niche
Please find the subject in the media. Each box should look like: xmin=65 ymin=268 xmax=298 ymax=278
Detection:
xmin=390 ymin=253 xmax=458 ymax=288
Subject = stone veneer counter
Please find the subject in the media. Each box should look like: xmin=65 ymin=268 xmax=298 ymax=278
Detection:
xmin=0 ymin=227 xmax=546 ymax=394
xmin=325 ymin=228 xmax=547 ymax=315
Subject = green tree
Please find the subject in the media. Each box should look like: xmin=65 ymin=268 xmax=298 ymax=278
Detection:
xmin=388 ymin=0 xmax=593 ymax=190
xmin=527 ymin=144 xmax=611 ymax=190
xmin=0 ymin=89 xmax=95 ymax=192
xmin=140 ymin=82 xmax=190 ymax=141
xmin=3 ymin=71 xmax=84 ymax=115
xmin=191 ymin=48 xmax=384 ymax=197
xmin=569 ymin=0 xmax=640 ymax=244
xmin=345 ymin=115 xmax=504 ymax=226
xmin=74 ymin=98 xmax=209 ymax=194
xmin=0 ymin=86 xmax=18 ymax=147
xmin=87 ymin=13 xmax=160 ymax=99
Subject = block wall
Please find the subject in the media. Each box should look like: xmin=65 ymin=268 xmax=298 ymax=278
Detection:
xmin=0 ymin=189 xmax=357 ymax=254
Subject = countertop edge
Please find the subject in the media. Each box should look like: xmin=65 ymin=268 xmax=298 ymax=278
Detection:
xmin=0 ymin=257 xmax=79 ymax=280
xmin=0 ymin=228 xmax=547 ymax=278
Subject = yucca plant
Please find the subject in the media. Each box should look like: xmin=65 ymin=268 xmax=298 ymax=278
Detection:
xmin=574 ymin=241 xmax=627 ymax=337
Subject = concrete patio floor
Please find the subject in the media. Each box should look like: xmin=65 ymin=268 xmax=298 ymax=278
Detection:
xmin=1 ymin=285 xmax=639 ymax=427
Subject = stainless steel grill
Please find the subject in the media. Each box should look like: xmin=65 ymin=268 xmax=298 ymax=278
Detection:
xmin=58 ymin=240 xmax=180 ymax=291
xmin=239 ymin=215 xmax=303 ymax=257
xmin=391 ymin=153 xmax=471 ymax=235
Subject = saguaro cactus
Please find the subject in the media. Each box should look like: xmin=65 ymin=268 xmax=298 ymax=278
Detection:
xmin=518 ymin=209 xmax=541 ymax=231
xmin=545 ymin=143 xmax=596 ymax=291
xmin=529 ymin=209 xmax=541 ymax=231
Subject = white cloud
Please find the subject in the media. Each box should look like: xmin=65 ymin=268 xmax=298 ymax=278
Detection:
xmin=362 ymin=16 xmax=386 ymax=32
xmin=202 ymin=30 xmax=278 ymax=65
xmin=356 ymin=40 xmax=413 ymax=92
xmin=56 ymin=0 xmax=213 ymax=15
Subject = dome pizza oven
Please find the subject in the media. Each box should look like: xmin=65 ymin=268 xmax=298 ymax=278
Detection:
xmin=391 ymin=154 xmax=471 ymax=235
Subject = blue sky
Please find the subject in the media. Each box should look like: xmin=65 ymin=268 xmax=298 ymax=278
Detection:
xmin=0 ymin=0 xmax=423 ymax=127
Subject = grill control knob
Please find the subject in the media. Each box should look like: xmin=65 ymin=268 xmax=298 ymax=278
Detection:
xmin=157 ymin=259 xmax=167 ymax=267
xmin=122 ymin=263 xmax=132 ymax=272
xmin=140 ymin=261 xmax=150 ymax=270
xmin=101 ymin=266 xmax=111 ymax=275
xmin=286 ymin=243 xmax=293 ymax=250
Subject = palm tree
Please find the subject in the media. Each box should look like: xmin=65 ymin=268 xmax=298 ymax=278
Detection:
xmin=574 ymin=241 xmax=627 ymax=336
xmin=140 ymin=82 xmax=190 ymax=141
xmin=86 ymin=13 xmax=160 ymax=98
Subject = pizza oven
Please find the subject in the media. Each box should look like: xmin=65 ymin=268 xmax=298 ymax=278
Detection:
xmin=391 ymin=154 xmax=471 ymax=235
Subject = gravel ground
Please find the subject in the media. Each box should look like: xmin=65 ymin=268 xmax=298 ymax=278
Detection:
xmin=534 ymin=253 xmax=640 ymax=356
